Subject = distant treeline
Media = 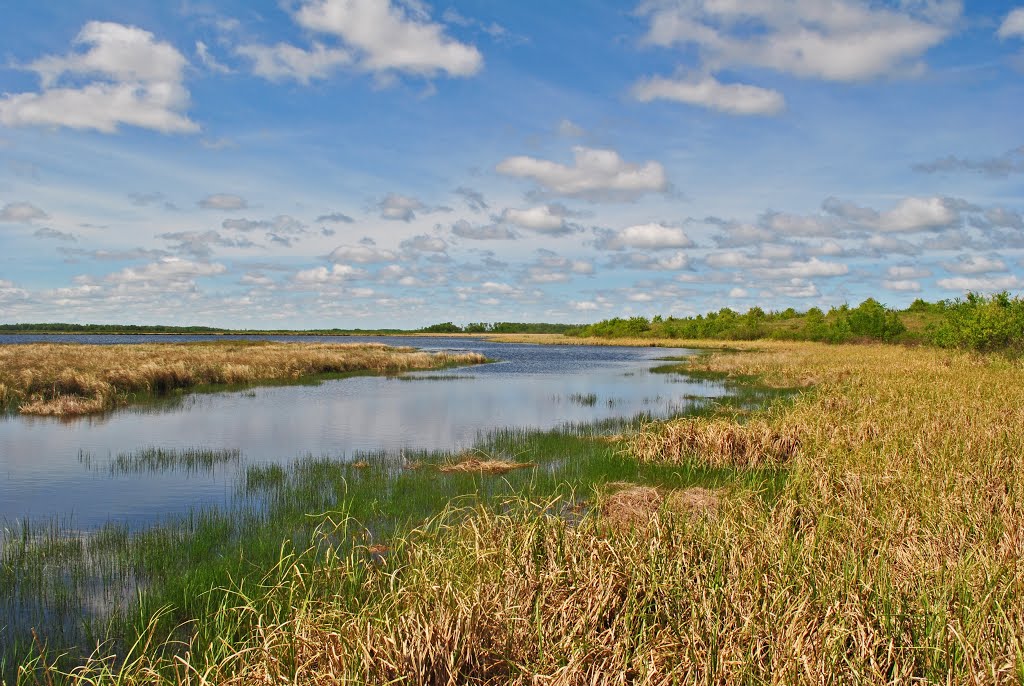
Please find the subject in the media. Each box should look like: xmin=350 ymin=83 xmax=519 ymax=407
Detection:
xmin=0 ymin=321 xmax=575 ymax=336
xmin=569 ymin=292 xmax=1024 ymax=354
xmin=418 ymin=322 xmax=577 ymax=334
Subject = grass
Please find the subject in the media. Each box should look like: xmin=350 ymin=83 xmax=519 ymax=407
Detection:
xmin=1 ymin=371 xmax=788 ymax=683
xmin=10 ymin=338 xmax=1022 ymax=683
xmin=0 ymin=341 xmax=487 ymax=416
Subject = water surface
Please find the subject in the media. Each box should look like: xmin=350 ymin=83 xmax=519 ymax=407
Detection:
xmin=0 ymin=336 xmax=718 ymax=528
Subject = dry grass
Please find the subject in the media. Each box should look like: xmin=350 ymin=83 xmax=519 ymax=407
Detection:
xmin=0 ymin=342 xmax=486 ymax=416
xmin=438 ymin=457 xmax=536 ymax=475
xmin=24 ymin=341 xmax=1024 ymax=684
xmin=628 ymin=417 xmax=802 ymax=468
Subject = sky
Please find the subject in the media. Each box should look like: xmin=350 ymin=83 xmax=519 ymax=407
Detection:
xmin=0 ymin=0 xmax=1022 ymax=328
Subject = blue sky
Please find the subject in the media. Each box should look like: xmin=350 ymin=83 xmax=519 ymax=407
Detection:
xmin=1 ymin=0 xmax=1022 ymax=328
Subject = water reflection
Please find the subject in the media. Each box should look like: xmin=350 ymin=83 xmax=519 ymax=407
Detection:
xmin=0 ymin=337 xmax=719 ymax=528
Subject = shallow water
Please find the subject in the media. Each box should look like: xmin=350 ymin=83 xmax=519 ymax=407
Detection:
xmin=0 ymin=336 xmax=721 ymax=529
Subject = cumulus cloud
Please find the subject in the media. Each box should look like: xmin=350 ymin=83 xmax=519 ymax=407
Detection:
xmin=451 ymin=219 xmax=517 ymax=240
xmin=199 ymin=194 xmax=248 ymax=210
xmin=639 ymin=0 xmax=958 ymax=82
xmin=523 ymin=251 xmax=595 ymax=284
xmin=608 ymin=251 xmax=690 ymax=271
xmin=290 ymin=0 xmax=482 ymax=77
xmin=999 ymin=8 xmax=1024 ymax=39
xmin=598 ymin=223 xmax=692 ymax=250
xmin=632 ymin=74 xmax=785 ymax=115
xmin=770 ymin=278 xmax=820 ymax=298
xmin=937 ymin=275 xmax=1022 ymax=292
xmin=876 ymin=196 xmax=960 ymax=232
xmin=943 ymin=255 xmax=1007 ymax=274
xmin=400 ymin=234 xmax=447 ymax=253
xmin=294 ymin=264 xmax=366 ymax=284
xmin=158 ymin=230 xmax=257 ymax=258
xmin=887 ymin=265 xmax=930 ymax=280
xmin=235 ymin=42 xmax=351 ymax=83
xmin=824 ymin=195 xmax=960 ymax=232
xmin=0 ymin=201 xmax=48 ymax=223
xmin=328 ymin=244 xmax=397 ymax=263
xmin=882 ymin=279 xmax=921 ymax=292
xmin=0 ymin=22 xmax=197 ymax=134
xmin=496 ymin=146 xmax=668 ymax=201
xmin=377 ymin=193 xmax=449 ymax=221
xmin=105 ymin=258 xmax=227 ymax=284
xmin=498 ymin=205 xmax=578 ymax=236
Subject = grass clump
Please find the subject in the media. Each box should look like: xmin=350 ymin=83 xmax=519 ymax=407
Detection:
xmin=0 ymin=342 xmax=487 ymax=416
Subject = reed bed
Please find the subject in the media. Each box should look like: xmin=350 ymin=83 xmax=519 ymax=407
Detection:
xmin=0 ymin=342 xmax=486 ymax=416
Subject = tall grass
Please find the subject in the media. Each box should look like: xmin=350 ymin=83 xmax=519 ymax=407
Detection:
xmin=0 ymin=342 xmax=486 ymax=416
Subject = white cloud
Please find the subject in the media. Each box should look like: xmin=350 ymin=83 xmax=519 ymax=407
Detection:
xmin=998 ymin=8 xmax=1024 ymax=39
xmin=0 ymin=22 xmax=196 ymax=134
xmin=294 ymin=264 xmax=366 ymax=284
xmin=524 ymin=253 xmax=594 ymax=283
xmin=887 ymin=265 xmax=930 ymax=279
xmin=105 ymin=258 xmax=227 ymax=284
xmin=236 ymin=42 xmax=351 ymax=83
xmin=571 ymin=300 xmax=600 ymax=311
xmin=379 ymin=193 xmax=428 ymax=221
xmin=496 ymin=146 xmax=668 ymax=200
xmin=937 ymin=275 xmax=1022 ymax=291
xmin=639 ymin=0 xmax=957 ymax=82
xmin=728 ymin=287 xmax=748 ymax=298
xmin=401 ymin=234 xmax=448 ymax=252
xmin=499 ymin=205 xmax=575 ymax=235
xmin=771 ymin=278 xmax=820 ymax=298
xmin=877 ymin=196 xmax=959 ymax=232
xmin=0 ymin=201 xmax=48 ymax=223
xmin=328 ymin=244 xmax=397 ymax=263
xmin=451 ymin=219 xmax=517 ymax=240
xmin=600 ymin=223 xmax=692 ymax=250
xmin=943 ymin=255 xmax=1007 ymax=274
xmin=196 ymin=41 xmax=232 ymax=74
xmin=632 ymin=74 xmax=785 ymax=115
xmin=293 ymin=0 xmax=483 ymax=77
xmin=199 ymin=194 xmax=248 ymax=210
xmin=882 ymin=279 xmax=921 ymax=292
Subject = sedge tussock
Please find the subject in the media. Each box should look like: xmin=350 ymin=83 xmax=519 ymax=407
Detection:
xmin=628 ymin=417 xmax=801 ymax=468
xmin=0 ymin=342 xmax=486 ymax=416
xmin=438 ymin=458 xmax=536 ymax=475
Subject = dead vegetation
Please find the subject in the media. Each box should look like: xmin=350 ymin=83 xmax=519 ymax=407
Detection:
xmin=438 ymin=457 xmax=536 ymax=475
xmin=0 ymin=342 xmax=486 ymax=416
xmin=628 ymin=417 xmax=802 ymax=468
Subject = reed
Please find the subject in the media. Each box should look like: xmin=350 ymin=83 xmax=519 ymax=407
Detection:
xmin=0 ymin=342 xmax=487 ymax=416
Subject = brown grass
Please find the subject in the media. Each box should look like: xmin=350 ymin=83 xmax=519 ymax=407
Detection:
xmin=629 ymin=417 xmax=802 ymax=468
xmin=438 ymin=457 xmax=536 ymax=475
xmin=0 ymin=341 xmax=486 ymax=416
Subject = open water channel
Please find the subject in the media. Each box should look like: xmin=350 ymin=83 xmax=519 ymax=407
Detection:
xmin=0 ymin=336 xmax=723 ymax=530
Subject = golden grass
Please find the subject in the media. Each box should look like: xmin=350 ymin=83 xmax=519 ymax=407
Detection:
xmin=26 ymin=341 xmax=1024 ymax=684
xmin=0 ymin=341 xmax=487 ymax=416
xmin=438 ymin=457 xmax=536 ymax=475
xmin=629 ymin=417 xmax=802 ymax=468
